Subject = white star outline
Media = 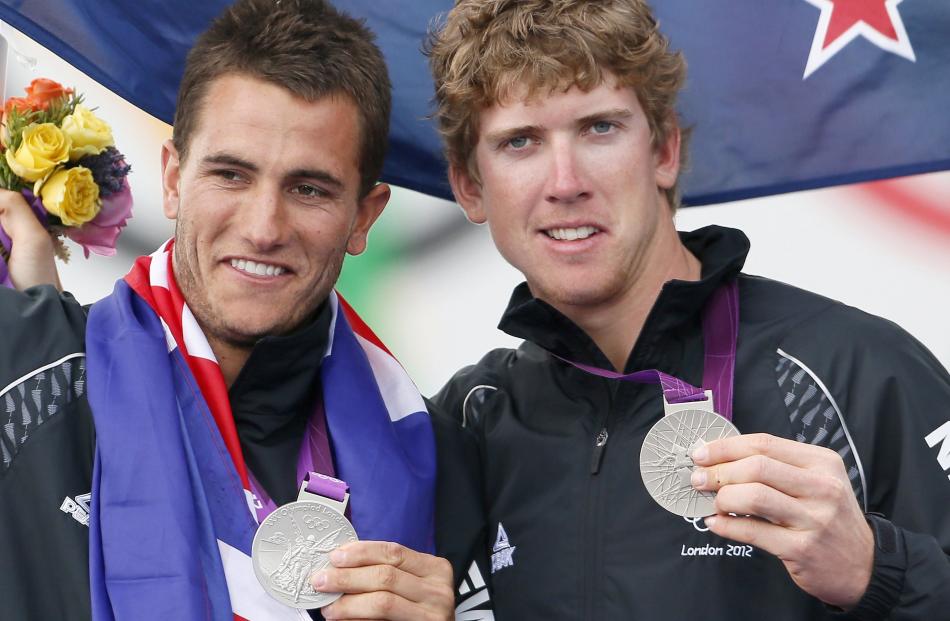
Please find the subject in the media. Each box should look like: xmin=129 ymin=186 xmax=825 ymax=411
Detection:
xmin=803 ymin=0 xmax=916 ymax=79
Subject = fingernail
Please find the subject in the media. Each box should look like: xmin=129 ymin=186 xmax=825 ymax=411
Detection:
xmin=690 ymin=469 xmax=707 ymax=488
xmin=312 ymin=571 xmax=327 ymax=589
xmin=691 ymin=445 xmax=708 ymax=462
xmin=704 ymin=516 xmax=718 ymax=528
xmin=329 ymin=549 xmax=345 ymax=565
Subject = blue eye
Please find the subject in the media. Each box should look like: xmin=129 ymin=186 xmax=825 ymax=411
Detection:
xmin=507 ymin=136 xmax=529 ymax=149
xmin=591 ymin=121 xmax=613 ymax=134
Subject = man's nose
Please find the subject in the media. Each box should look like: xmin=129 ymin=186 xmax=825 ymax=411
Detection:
xmin=546 ymin=138 xmax=590 ymax=205
xmin=239 ymin=185 xmax=287 ymax=250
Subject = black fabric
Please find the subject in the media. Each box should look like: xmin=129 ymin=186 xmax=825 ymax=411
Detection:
xmin=840 ymin=513 xmax=907 ymax=621
xmin=230 ymin=301 xmax=331 ymax=507
xmin=435 ymin=225 xmax=950 ymax=621
xmin=0 ymin=286 xmax=94 ymax=620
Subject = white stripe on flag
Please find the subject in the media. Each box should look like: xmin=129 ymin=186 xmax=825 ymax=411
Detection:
xmin=149 ymin=249 xmax=170 ymax=289
xmin=182 ymin=305 xmax=217 ymax=362
xmin=354 ymin=333 xmax=427 ymax=422
xmin=217 ymin=539 xmax=309 ymax=621
xmin=159 ymin=318 xmax=177 ymax=353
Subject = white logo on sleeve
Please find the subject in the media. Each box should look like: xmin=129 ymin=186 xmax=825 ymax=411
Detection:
xmin=456 ymin=561 xmax=494 ymax=620
xmin=925 ymin=420 xmax=950 ymax=481
xmin=490 ymin=523 xmax=516 ymax=574
xmin=60 ymin=492 xmax=91 ymax=527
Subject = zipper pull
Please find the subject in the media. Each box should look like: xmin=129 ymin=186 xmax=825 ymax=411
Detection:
xmin=590 ymin=427 xmax=609 ymax=474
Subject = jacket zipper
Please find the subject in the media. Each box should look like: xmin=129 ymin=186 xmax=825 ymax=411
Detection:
xmin=583 ymin=385 xmax=616 ymax=620
xmin=589 ymin=427 xmax=609 ymax=474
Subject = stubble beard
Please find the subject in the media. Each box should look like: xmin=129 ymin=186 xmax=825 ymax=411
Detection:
xmin=172 ymin=237 xmax=343 ymax=351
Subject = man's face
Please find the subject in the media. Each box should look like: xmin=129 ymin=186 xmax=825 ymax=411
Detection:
xmin=451 ymin=77 xmax=679 ymax=315
xmin=161 ymin=74 xmax=388 ymax=347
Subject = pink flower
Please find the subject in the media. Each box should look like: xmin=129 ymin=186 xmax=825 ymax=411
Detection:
xmin=65 ymin=177 xmax=133 ymax=257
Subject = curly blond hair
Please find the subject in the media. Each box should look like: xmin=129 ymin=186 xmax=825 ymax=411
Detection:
xmin=426 ymin=0 xmax=688 ymax=208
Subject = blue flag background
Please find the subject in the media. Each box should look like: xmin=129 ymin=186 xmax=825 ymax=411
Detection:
xmin=1 ymin=0 xmax=947 ymax=205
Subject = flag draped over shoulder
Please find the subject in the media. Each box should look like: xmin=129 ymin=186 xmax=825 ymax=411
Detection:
xmin=1 ymin=0 xmax=947 ymax=205
xmin=85 ymin=241 xmax=435 ymax=621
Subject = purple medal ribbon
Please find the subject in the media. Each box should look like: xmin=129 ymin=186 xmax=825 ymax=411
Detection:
xmin=303 ymin=472 xmax=349 ymax=502
xmin=555 ymin=280 xmax=739 ymax=421
xmin=248 ymin=397 xmax=343 ymax=522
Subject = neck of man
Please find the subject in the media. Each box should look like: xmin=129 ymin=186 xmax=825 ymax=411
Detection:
xmin=209 ymin=339 xmax=252 ymax=388
xmin=556 ymin=221 xmax=701 ymax=372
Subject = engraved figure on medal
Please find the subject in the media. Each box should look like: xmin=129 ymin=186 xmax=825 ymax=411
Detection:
xmin=639 ymin=408 xmax=740 ymax=518
xmin=252 ymin=500 xmax=358 ymax=609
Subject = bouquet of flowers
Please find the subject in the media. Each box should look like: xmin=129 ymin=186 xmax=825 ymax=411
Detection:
xmin=0 ymin=78 xmax=132 ymax=287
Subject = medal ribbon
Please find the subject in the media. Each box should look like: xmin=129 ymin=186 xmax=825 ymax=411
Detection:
xmin=302 ymin=471 xmax=349 ymax=501
xmin=555 ymin=280 xmax=739 ymax=420
xmin=247 ymin=399 xmax=339 ymax=522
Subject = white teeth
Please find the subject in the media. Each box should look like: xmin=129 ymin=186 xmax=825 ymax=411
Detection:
xmin=546 ymin=226 xmax=599 ymax=241
xmin=230 ymin=258 xmax=285 ymax=277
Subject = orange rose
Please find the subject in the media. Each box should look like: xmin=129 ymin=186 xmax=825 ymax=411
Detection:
xmin=24 ymin=78 xmax=72 ymax=110
xmin=4 ymin=97 xmax=35 ymax=115
xmin=1 ymin=97 xmax=38 ymax=148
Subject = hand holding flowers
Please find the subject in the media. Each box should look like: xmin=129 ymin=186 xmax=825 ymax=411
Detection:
xmin=0 ymin=78 xmax=132 ymax=288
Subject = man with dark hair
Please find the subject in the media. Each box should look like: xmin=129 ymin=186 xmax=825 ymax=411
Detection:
xmin=0 ymin=1 xmax=463 ymax=619
xmin=428 ymin=0 xmax=950 ymax=619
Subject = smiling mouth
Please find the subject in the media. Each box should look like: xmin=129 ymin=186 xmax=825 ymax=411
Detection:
xmin=230 ymin=258 xmax=286 ymax=277
xmin=544 ymin=226 xmax=600 ymax=241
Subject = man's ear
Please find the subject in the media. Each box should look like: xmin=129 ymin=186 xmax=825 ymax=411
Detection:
xmin=161 ymin=139 xmax=182 ymax=220
xmin=448 ymin=163 xmax=487 ymax=224
xmin=346 ymin=182 xmax=391 ymax=256
xmin=653 ymin=124 xmax=681 ymax=191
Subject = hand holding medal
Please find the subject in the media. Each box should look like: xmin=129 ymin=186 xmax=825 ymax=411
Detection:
xmin=689 ymin=433 xmax=875 ymax=609
xmin=312 ymin=540 xmax=454 ymax=621
xmin=251 ymin=472 xmax=454 ymax=619
xmin=564 ymin=281 xmax=875 ymax=608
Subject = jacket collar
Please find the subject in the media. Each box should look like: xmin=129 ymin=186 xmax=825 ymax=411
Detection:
xmin=229 ymin=299 xmax=331 ymax=433
xmin=498 ymin=225 xmax=749 ymax=371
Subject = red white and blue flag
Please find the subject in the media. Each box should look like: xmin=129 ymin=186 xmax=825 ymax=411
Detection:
xmin=85 ymin=241 xmax=435 ymax=621
xmin=0 ymin=0 xmax=946 ymax=205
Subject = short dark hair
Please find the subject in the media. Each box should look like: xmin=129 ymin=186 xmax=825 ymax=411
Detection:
xmin=173 ymin=0 xmax=392 ymax=196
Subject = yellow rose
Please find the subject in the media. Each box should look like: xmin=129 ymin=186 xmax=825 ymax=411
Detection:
xmin=61 ymin=105 xmax=114 ymax=159
xmin=4 ymin=123 xmax=71 ymax=182
xmin=37 ymin=166 xmax=101 ymax=226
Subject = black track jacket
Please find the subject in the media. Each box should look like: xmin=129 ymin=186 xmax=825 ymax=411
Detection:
xmin=434 ymin=226 xmax=950 ymax=620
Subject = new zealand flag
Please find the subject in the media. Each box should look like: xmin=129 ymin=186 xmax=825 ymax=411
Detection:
xmin=1 ymin=0 xmax=947 ymax=205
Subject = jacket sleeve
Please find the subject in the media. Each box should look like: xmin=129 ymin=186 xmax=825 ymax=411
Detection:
xmin=0 ymin=285 xmax=88 ymax=383
xmin=0 ymin=285 xmax=96 ymax=620
xmin=786 ymin=308 xmax=950 ymax=621
xmin=429 ymin=378 xmax=494 ymax=614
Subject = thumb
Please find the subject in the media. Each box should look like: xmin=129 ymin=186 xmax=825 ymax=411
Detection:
xmin=0 ymin=190 xmax=62 ymax=291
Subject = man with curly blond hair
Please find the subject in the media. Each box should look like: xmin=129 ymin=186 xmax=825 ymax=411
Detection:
xmin=429 ymin=1 xmax=950 ymax=618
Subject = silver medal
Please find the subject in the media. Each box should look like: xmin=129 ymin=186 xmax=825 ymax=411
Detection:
xmin=251 ymin=498 xmax=358 ymax=609
xmin=639 ymin=407 xmax=739 ymax=518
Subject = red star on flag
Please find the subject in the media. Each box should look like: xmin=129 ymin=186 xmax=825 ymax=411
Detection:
xmin=803 ymin=0 xmax=915 ymax=78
